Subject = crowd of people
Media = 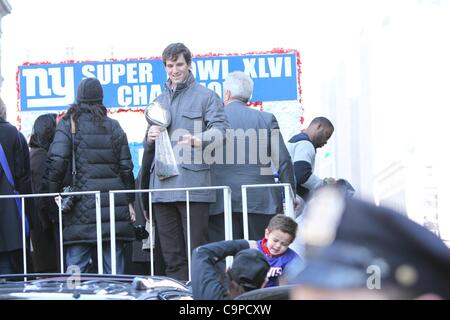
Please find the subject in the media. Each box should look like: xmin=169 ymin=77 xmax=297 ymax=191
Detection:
xmin=1 ymin=42 xmax=449 ymax=300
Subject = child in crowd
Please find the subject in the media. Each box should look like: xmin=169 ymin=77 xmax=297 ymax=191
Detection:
xmin=256 ymin=214 xmax=303 ymax=287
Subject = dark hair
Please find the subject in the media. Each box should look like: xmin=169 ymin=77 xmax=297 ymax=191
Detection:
xmin=267 ymin=214 xmax=298 ymax=239
xmin=29 ymin=113 xmax=57 ymax=150
xmin=162 ymin=43 xmax=192 ymax=66
xmin=219 ymin=264 xmax=267 ymax=299
xmin=64 ymin=102 xmax=107 ymax=124
xmin=310 ymin=117 xmax=334 ymax=130
xmin=224 ymin=270 xmax=247 ymax=298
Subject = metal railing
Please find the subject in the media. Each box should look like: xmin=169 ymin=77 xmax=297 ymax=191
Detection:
xmin=241 ymin=183 xmax=295 ymax=239
xmin=0 ymin=190 xmax=101 ymax=280
xmin=1 ymin=183 xmax=293 ymax=280
xmin=109 ymin=186 xmax=233 ymax=279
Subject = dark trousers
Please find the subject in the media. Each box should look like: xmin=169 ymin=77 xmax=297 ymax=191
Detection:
xmin=0 ymin=252 xmax=14 ymax=274
xmin=153 ymin=202 xmax=209 ymax=281
xmin=125 ymin=224 xmax=166 ymax=276
xmin=208 ymin=212 xmax=275 ymax=242
xmin=0 ymin=248 xmax=34 ymax=275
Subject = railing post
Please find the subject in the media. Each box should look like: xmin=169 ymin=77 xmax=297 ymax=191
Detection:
xmin=109 ymin=191 xmax=115 ymax=275
xmin=223 ymin=187 xmax=233 ymax=241
xmin=223 ymin=187 xmax=233 ymax=269
xmin=241 ymin=183 xmax=295 ymax=230
xmin=186 ymin=190 xmax=191 ymax=282
xmin=0 ymin=191 xmax=105 ymax=277
xmin=148 ymin=191 xmax=154 ymax=276
xmin=284 ymin=184 xmax=295 ymax=219
xmin=58 ymin=195 xmax=64 ymax=273
xmin=21 ymin=197 xmax=27 ymax=278
xmin=241 ymin=186 xmax=249 ymax=240
xmin=95 ymin=192 xmax=103 ymax=274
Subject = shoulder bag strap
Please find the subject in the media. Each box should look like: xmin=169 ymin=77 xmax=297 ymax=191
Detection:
xmin=0 ymin=143 xmax=15 ymax=187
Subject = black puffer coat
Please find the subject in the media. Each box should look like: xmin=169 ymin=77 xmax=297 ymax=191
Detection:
xmin=45 ymin=105 xmax=135 ymax=245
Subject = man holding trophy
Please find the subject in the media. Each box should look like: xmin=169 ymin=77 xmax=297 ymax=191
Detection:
xmin=141 ymin=43 xmax=229 ymax=281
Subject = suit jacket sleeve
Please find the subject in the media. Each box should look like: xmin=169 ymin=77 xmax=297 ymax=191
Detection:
xmin=196 ymin=91 xmax=230 ymax=149
xmin=269 ymin=114 xmax=296 ymax=195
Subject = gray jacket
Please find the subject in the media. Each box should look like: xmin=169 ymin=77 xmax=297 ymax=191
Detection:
xmin=209 ymin=101 xmax=295 ymax=215
xmin=146 ymin=72 xmax=229 ymax=203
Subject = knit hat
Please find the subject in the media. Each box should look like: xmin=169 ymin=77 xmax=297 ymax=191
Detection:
xmin=76 ymin=77 xmax=103 ymax=103
xmin=229 ymin=249 xmax=270 ymax=291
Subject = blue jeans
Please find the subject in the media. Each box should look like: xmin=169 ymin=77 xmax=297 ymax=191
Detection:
xmin=65 ymin=243 xmax=124 ymax=274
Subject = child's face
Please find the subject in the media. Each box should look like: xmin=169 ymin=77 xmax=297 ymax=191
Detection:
xmin=264 ymin=229 xmax=294 ymax=256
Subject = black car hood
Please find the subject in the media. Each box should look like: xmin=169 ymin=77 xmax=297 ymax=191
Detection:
xmin=0 ymin=274 xmax=192 ymax=300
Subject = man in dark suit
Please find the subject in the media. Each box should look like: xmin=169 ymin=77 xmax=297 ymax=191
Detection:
xmin=0 ymin=97 xmax=35 ymax=274
xmin=209 ymin=71 xmax=296 ymax=242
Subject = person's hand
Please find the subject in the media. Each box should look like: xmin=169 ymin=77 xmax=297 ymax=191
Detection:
xmin=143 ymin=210 xmax=149 ymax=222
xmin=323 ymin=177 xmax=336 ymax=185
xmin=293 ymin=195 xmax=305 ymax=217
xmin=147 ymin=125 xmax=161 ymax=144
xmin=293 ymin=195 xmax=303 ymax=211
xmin=248 ymin=240 xmax=258 ymax=249
xmin=129 ymin=203 xmax=136 ymax=223
xmin=178 ymin=134 xmax=202 ymax=148
xmin=54 ymin=196 xmax=61 ymax=208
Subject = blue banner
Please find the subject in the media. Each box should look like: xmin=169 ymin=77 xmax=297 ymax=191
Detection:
xmin=18 ymin=52 xmax=299 ymax=111
xmin=129 ymin=141 xmax=143 ymax=178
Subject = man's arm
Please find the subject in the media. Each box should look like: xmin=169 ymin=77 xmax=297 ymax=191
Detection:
xmin=195 ymin=92 xmax=230 ymax=149
xmin=292 ymin=141 xmax=324 ymax=191
xmin=140 ymin=129 xmax=155 ymax=214
xmin=269 ymin=114 xmax=296 ymax=194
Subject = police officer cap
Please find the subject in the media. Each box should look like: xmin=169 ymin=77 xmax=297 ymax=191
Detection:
xmin=229 ymin=249 xmax=270 ymax=291
xmin=293 ymin=187 xmax=450 ymax=299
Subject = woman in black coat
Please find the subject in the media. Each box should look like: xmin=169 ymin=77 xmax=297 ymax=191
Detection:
xmin=29 ymin=113 xmax=60 ymax=273
xmin=44 ymin=78 xmax=136 ymax=274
